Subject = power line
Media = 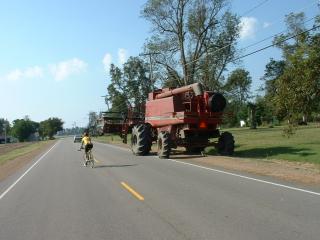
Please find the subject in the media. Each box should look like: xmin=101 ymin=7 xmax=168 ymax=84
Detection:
xmin=141 ymin=0 xmax=272 ymax=68
xmin=182 ymin=0 xmax=319 ymax=67
xmin=240 ymin=0 xmax=270 ymax=16
xmin=238 ymin=15 xmax=317 ymax=53
xmin=232 ymin=24 xmax=320 ymax=62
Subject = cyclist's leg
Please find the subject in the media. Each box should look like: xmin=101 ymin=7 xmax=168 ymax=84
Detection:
xmin=84 ymin=144 xmax=89 ymax=166
xmin=90 ymin=150 xmax=94 ymax=168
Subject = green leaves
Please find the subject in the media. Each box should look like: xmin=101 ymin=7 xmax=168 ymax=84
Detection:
xmin=11 ymin=118 xmax=38 ymax=142
xmin=142 ymin=0 xmax=239 ymax=88
xmin=107 ymin=57 xmax=152 ymax=113
xmin=260 ymin=12 xmax=320 ymax=134
xmin=39 ymin=118 xmax=63 ymax=140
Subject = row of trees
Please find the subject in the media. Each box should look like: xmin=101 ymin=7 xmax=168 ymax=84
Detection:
xmin=0 ymin=117 xmax=64 ymax=142
xmin=104 ymin=0 xmax=319 ymax=129
xmin=261 ymin=13 xmax=320 ymax=126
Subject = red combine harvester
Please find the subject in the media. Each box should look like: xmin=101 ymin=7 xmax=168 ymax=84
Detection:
xmin=102 ymin=83 xmax=234 ymax=158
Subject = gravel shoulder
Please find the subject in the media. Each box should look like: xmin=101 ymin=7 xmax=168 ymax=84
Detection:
xmin=170 ymin=151 xmax=320 ymax=185
xmin=95 ymin=139 xmax=320 ymax=186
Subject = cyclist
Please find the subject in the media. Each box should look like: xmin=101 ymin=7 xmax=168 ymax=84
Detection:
xmin=80 ymin=132 xmax=93 ymax=166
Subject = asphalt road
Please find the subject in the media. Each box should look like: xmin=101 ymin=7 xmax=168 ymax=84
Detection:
xmin=0 ymin=138 xmax=319 ymax=240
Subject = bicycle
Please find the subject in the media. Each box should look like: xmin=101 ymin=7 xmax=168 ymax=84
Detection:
xmin=79 ymin=146 xmax=95 ymax=168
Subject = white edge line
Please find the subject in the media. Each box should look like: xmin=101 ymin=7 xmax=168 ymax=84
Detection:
xmin=0 ymin=141 xmax=59 ymax=200
xmin=92 ymin=142 xmax=320 ymax=197
xmin=166 ymin=158 xmax=320 ymax=197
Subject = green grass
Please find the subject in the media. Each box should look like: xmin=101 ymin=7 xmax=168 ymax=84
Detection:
xmin=93 ymin=135 xmax=125 ymax=144
xmin=207 ymin=125 xmax=320 ymax=164
xmin=0 ymin=141 xmax=51 ymax=165
xmin=94 ymin=125 xmax=320 ymax=164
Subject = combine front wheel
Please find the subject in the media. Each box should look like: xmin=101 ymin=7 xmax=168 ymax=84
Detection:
xmin=217 ymin=132 xmax=235 ymax=156
xmin=131 ymin=124 xmax=152 ymax=156
xmin=157 ymin=131 xmax=171 ymax=158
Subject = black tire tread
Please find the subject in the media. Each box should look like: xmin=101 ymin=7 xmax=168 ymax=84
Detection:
xmin=157 ymin=131 xmax=171 ymax=158
xmin=217 ymin=132 xmax=235 ymax=156
xmin=131 ymin=124 xmax=152 ymax=156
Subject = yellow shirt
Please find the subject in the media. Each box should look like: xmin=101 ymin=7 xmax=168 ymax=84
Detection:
xmin=82 ymin=136 xmax=92 ymax=145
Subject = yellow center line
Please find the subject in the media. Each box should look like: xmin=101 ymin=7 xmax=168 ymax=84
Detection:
xmin=121 ymin=182 xmax=144 ymax=201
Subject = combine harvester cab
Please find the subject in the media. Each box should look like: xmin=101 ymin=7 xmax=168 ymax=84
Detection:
xmin=131 ymin=83 xmax=234 ymax=158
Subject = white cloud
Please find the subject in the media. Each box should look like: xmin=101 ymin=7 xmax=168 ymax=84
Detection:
xmin=25 ymin=66 xmax=43 ymax=78
xmin=263 ymin=22 xmax=271 ymax=28
xmin=239 ymin=17 xmax=258 ymax=40
xmin=1 ymin=66 xmax=43 ymax=82
xmin=118 ymin=48 xmax=128 ymax=65
xmin=5 ymin=69 xmax=23 ymax=81
xmin=102 ymin=53 xmax=112 ymax=73
xmin=49 ymin=58 xmax=87 ymax=81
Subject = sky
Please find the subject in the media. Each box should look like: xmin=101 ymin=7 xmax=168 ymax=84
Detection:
xmin=0 ymin=0 xmax=319 ymax=128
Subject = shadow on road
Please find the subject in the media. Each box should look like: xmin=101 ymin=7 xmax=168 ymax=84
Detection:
xmin=229 ymin=146 xmax=316 ymax=159
xmin=94 ymin=164 xmax=138 ymax=169
xmin=147 ymin=150 xmax=205 ymax=159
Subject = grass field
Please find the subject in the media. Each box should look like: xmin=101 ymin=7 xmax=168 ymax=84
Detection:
xmin=207 ymin=125 xmax=320 ymax=164
xmin=0 ymin=141 xmax=51 ymax=165
xmin=94 ymin=125 xmax=320 ymax=164
xmin=94 ymin=135 xmax=124 ymax=145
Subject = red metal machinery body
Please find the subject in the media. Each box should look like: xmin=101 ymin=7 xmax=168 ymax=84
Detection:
xmin=101 ymin=83 xmax=234 ymax=157
xmin=144 ymin=83 xmax=227 ymax=150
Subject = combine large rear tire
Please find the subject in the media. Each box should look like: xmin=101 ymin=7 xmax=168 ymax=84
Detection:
xmin=157 ymin=131 xmax=171 ymax=158
xmin=131 ymin=124 xmax=152 ymax=156
xmin=217 ymin=132 xmax=234 ymax=156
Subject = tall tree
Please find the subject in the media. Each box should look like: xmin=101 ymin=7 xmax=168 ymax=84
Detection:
xmin=261 ymin=59 xmax=286 ymax=100
xmin=88 ymin=112 xmax=98 ymax=136
xmin=0 ymin=118 xmax=10 ymax=135
xmin=142 ymin=0 xmax=240 ymax=88
xmin=107 ymin=57 xmax=152 ymax=113
xmin=222 ymin=68 xmax=252 ymax=127
xmin=39 ymin=118 xmax=64 ymax=139
xmin=224 ymin=68 xmax=252 ymax=105
xmin=11 ymin=117 xmax=38 ymax=142
xmin=272 ymin=13 xmax=320 ymax=123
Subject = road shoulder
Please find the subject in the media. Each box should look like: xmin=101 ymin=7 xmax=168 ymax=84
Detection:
xmin=0 ymin=141 xmax=57 ymax=182
xmin=94 ymin=139 xmax=320 ymax=186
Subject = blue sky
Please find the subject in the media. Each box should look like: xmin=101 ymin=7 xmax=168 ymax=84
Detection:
xmin=0 ymin=0 xmax=319 ymax=128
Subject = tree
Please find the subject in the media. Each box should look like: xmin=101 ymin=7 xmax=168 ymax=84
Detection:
xmin=11 ymin=117 xmax=38 ymax=142
xmin=0 ymin=118 xmax=10 ymax=135
xmin=261 ymin=59 xmax=286 ymax=100
xmin=254 ymin=96 xmax=274 ymax=126
xmin=142 ymin=0 xmax=240 ymax=88
xmin=107 ymin=57 xmax=152 ymax=113
xmin=88 ymin=112 xmax=98 ymax=136
xmin=221 ymin=68 xmax=252 ymax=127
xmin=39 ymin=118 xmax=64 ymax=139
xmin=272 ymin=13 xmax=320 ymax=124
xmin=224 ymin=68 xmax=252 ymax=105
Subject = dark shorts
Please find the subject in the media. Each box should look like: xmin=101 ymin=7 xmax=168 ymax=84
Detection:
xmin=85 ymin=143 xmax=93 ymax=152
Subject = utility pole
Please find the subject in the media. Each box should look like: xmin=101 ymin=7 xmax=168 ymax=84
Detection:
xmin=101 ymin=95 xmax=110 ymax=110
xmin=139 ymin=52 xmax=160 ymax=91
